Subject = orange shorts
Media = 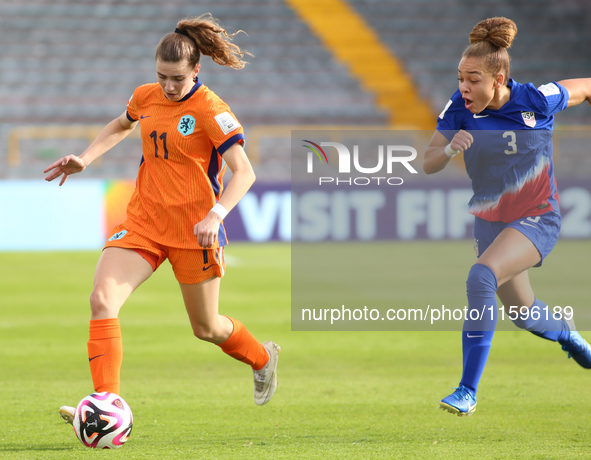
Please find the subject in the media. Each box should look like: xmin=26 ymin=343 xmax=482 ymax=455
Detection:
xmin=104 ymin=223 xmax=226 ymax=284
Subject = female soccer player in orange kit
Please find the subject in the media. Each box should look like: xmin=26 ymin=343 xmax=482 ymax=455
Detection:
xmin=44 ymin=15 xmax=280 ymax=423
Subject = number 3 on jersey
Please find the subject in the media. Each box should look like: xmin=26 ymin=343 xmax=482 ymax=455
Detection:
xmin=150 ymin=131 xmax=169 ymax=159
xmin=503 ymin=131 xmax=517 ymax=155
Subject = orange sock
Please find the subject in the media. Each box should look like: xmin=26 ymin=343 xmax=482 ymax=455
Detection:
xmin=218 ymin=317 xmax=269 ymax=370
xmin=87 ymin=318 xmax=122 ymax=394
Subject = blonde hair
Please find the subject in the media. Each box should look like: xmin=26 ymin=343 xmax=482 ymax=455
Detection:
xmin=155 ymin=14 xmax=252 ymax=70
xmin=462 ymin=17 xmax=518 ymax=82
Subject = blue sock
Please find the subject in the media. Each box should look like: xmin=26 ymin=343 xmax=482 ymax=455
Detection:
xmin=510 ymin=297 xmax=569 ymax=342
xmin=460 ymin=263 xmax=498 ymax=394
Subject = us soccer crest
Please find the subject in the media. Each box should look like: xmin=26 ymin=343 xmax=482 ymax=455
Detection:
xmin=177 ymin=115 xmax=196 ymax=136
xmin=521 ymin=111 xmax=536 ymax=128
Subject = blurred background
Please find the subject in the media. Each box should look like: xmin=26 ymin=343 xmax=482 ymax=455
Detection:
xmin=1 ymin=0 xmax=591 ymax=249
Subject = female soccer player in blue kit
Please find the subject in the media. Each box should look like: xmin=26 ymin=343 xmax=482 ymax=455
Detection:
xmin=423 ymin=17 xmax=591 ymax=416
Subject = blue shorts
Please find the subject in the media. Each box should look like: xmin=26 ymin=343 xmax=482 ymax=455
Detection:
xmin=473 ymin=211 xmax=561 ymax=267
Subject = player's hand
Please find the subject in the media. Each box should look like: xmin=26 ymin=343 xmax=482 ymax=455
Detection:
xmin=194 ymin=212 xmax=223 ymax=248
xmin=450 ymin=130 xmax=474 ymax=152
xmin=44 ymin=155 xmax=86 ymax=186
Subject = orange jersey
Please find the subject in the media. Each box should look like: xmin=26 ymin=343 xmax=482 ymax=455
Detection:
xmin=124 ymin=80 xmax=244 ymax=249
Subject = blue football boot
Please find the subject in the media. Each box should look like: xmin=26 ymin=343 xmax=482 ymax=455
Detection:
xmin=559 ymin=319 xmax=591 ymax=369
xmin=440 ymin=384 xmax=477 ymax=416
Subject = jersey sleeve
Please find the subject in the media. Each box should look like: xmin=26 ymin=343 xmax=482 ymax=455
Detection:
xmin=203 ymin=101 xmax=245 ymax=155
xmin=528 ymin=82 xmax=569 ymax=117
xmin=126 ymin=89 xmax=139 ymax=122
xmin=436 ymin=90 xmax=465 ymax=141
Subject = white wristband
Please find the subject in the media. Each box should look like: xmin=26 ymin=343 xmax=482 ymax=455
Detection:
xmin=444 ymin=144 xmax=461 ymax=158
xmin=210 ymin=203 xmax=228 ymax=219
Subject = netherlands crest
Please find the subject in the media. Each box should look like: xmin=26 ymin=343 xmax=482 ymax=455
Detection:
xmin=177 ymin=115 xmax=196 ymax=136
xmin=521 ymin=111 xmax=536 ymax=128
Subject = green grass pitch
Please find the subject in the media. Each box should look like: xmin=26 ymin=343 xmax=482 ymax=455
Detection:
xmin=1 ymin=241 xmax=590 ymax=459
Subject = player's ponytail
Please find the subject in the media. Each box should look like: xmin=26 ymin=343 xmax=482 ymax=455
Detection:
xmin=462 ymin=17 xmax=517 ymax=82
xmin=156 ymin=14 xmax=252 ymax=70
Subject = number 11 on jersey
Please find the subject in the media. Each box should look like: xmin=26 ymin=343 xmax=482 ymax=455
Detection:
xmin=150 ymin=130 xmax=169 ymax=159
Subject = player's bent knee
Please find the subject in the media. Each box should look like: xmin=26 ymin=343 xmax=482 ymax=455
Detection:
xmin=89 ymin=288 xmax=120 ymax=318
xmin=466 ymin=263 xmax=498 ymax=293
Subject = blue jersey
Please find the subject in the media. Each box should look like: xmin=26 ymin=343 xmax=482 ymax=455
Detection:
xmin=436 ymin=79 xmax=569 ymax=223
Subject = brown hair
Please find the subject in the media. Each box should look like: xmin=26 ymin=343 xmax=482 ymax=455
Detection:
xmin=155 ymin=14 xmax=252 ymax=70
xmin=462 ymin=17 xmax=517 ymax=82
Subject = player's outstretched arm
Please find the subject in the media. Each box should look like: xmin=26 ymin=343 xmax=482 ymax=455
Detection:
xmin=559 ymin=78 xmax=591 ymax=108
xmin=424 ymin=129 xmax=474 ymax=174
xmin=44 ymin=112 xmax=137 ymax=186
xmin=194 ymin=142 xmax=256 ymax=248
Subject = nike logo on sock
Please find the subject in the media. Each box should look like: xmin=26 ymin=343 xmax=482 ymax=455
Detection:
xmin=89 ymin=354 xmax=105 ymax=362
xmin=466 ymin=333 xmax=484 ymax=338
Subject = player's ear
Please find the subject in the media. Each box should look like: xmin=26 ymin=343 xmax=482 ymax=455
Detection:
xmin=493 ymin=73 xmax=505 ymax=89
xmin=193 ymin=63 xmax=201 ymax=80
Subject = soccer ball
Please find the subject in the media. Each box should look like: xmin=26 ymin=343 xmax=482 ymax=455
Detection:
xmin=73 ymin=392 xmax=133 ymax=449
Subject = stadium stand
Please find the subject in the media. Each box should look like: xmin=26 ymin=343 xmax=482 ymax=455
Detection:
xmin=0 ymin=2 xmax=388 ymax=125
xmin=350 ymin=0 xmax=591 ymax=125
xmin=0 ymin=1 xmax=388 ymax=179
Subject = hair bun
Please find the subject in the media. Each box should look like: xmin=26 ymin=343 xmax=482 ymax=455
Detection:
xmin=469 ymin=17 xmax=517 ymax=49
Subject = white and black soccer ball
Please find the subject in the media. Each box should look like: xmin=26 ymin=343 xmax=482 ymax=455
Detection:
xmin=73 ymin=392 xmax=133 ymax=449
